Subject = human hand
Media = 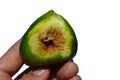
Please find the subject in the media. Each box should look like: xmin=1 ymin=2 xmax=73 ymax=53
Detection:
xmin=0 ymin=40 xmax=81 ymax=80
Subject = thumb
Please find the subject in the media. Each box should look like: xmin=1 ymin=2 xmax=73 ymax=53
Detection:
xmin=19 ymin=68 xmax=50 ymax=80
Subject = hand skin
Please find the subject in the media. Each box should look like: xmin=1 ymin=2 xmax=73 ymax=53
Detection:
xmin=0 ymin=40 xmax=81 ymax=80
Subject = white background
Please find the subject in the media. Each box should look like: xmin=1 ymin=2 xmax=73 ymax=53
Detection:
xmin=0 ymin=0 xmax=120 ymax=80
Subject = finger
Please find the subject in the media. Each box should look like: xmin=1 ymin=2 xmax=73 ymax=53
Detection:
xmin=68 ymin=75 xmax=82 ymax=80
xmin=0 ymin=70 xmax=11 ymax=80
xmin=56 ymin=62 xmax=79 ymax=80
xmin=0 ymin=40 xmax=23 ymax=76
xmin=18 ymin=67 xmax=50 ymax=80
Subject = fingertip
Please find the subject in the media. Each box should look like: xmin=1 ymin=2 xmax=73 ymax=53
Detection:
xmin=56 ymin=62 xmax=79 ymax=80
xmin=68 ymin=75 xmax=82 ymax=80
xmin=32 ymin=68 xmax=50 ymax=77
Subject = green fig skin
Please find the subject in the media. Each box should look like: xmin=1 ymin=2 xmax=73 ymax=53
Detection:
xmin=20 ymin=10 xmax=78 ymax=67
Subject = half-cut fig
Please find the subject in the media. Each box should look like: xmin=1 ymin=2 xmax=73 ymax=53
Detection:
xmin=20 ymin=10 xmax=78 ymax=67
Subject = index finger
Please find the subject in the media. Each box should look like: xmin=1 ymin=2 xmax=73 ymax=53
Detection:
xmin=0 ymin=40 xmax=23 ymax=76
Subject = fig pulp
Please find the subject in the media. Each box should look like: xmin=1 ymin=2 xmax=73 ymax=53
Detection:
xmin=20 ymin=10 xmax=78 ymax=67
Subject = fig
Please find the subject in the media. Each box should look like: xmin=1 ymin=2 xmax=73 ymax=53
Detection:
xmin=20 ymin=10 xmax=78 ymax=67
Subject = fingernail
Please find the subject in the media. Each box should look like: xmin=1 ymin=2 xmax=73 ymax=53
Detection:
xmin=32 ymin=69 xmax=47 ymax=76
